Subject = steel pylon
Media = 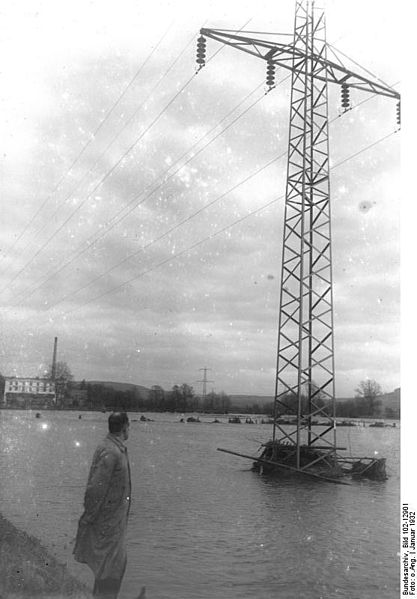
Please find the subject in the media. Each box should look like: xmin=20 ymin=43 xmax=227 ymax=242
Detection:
xmin=199 ymin=0 xmax=399 ymax=475
xmin=272 ymin=1 xmax=336 ymax=469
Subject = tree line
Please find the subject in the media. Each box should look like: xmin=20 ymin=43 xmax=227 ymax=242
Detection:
xmin=70 ymin=378 xmax=391 ymax=418
xmin=0 ymin=363 xmax=397 ymax=419
xmin=71 ymin=381 xmax=234 ymax=414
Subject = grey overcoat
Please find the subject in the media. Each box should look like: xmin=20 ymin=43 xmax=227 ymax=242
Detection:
xmin=73 ymin=433 xmax=131 ymax=580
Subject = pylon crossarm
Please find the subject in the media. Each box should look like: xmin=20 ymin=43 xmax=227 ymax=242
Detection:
xmin=200 ymin=28 xmax=399 ymax=100
xmin=200 ymin=28 xmax=289 ymax=60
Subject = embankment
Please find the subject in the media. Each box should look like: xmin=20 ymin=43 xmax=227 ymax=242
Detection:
xmin=0 ymin=513 xmax=91 ymax=598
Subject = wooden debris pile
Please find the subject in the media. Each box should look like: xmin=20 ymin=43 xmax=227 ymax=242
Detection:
xmin=251 ymin=440 xmax=388 ymax=481
xmin=252 ymin=440 xmax=342 ymax=479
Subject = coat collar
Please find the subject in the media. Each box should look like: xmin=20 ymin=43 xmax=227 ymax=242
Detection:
xmin=106 ymin=432 xmax=127 ymax=453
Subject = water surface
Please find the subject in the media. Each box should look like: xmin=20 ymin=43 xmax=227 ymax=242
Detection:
xmin=0 ymin=410 xmax=400 ymax=598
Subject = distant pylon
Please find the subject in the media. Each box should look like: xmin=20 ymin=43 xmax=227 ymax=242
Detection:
xmin=197 ymin=367 xmax=214 ymax=402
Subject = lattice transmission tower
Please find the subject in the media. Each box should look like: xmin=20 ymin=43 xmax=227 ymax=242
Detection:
xmin=197 ymin=367 xmax=214 ymax=403
xmin=197 ymin=0 xmax=399 ymax=475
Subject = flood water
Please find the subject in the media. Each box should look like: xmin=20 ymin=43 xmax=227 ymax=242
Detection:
xmin=0 ymin=410 xmax=400 ymax=599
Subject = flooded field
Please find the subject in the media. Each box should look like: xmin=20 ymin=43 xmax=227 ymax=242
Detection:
xmin=0 ymin=410 xmax=400 ymax=599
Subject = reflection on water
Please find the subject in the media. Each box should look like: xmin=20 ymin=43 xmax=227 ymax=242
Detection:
xmin=0 ymin=410 xmax=400 ymax=599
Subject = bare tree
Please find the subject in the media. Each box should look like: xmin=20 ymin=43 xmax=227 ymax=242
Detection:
xmin=46 ymin=361 xmax=74 ymax=405
xmin=355 ymin=379 xmax=383 ymax=416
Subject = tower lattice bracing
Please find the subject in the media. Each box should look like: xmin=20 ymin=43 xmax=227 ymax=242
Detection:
xmin=198 ymin=0 xmax=399 ymax=475
xmin=273 ymin=1 xmax=335 ymax=468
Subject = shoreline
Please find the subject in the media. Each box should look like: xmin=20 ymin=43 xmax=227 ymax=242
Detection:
xmin=0 ymin=513 xmax=91 ymax=598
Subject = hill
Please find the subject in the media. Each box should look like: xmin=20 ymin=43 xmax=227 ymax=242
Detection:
xmin=76 ymin=382 xmax=400 ymax=416
xmin=84 ymin=380 xmax=151 ymax=398
xmin=230 ymin=388 xmax=400 ymax=416
xmin=229 ymin=394 xmax=274 ymax=407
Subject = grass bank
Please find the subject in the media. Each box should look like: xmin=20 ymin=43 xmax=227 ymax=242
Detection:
xmin=0 ymin=513 xmax=91 ymax=598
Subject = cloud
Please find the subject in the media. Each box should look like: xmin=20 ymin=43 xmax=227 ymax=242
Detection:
xmin=0 ymin=0 xmax=400 ymax=397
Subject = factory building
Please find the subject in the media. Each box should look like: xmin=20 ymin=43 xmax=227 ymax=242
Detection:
xmin=3 ymin=376 xmax=56 ymax=408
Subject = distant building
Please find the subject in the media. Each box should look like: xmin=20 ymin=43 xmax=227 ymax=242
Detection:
xmin=3 ymin=376 xmax=56 ymax=408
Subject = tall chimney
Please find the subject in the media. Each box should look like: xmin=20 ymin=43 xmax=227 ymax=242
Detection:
xmin=51 ymin=337 xmax=58 ymax=380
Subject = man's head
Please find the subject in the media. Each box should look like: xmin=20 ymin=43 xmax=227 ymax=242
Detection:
xmin=108 ymin=412 xmax=130 ymax=440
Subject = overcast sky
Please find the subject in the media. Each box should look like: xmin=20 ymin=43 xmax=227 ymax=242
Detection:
xmin=0 ymin=0 xmax=401 ymax=398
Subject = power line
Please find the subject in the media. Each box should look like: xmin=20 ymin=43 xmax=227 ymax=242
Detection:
xmin=2 ymin=18 xmax=255 ymax=297
xmin=10 ymin=71 xmax=272 ymax=307
xmin=42 ymin=146 xmax=283 ymax=309
xmin=40 ymin=90 xmax=392 ymax=305
xmin=11 ymin=78 xmax=393 ymax=308
xmin=2 ymin=22 xmax=174 ymax=261
xmin=1 ymin=69 xmax=200 ymax=295
xmin=51 ymin=129 xmax=398 ymax=318
xmin=16 ymin=28 xmax=200 ymax=260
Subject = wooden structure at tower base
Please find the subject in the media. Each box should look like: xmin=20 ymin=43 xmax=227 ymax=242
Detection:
xmin=218 ymin=444 xmax=388 ymax=485
xmin=252 ymin=440 xmax=387 ymax=481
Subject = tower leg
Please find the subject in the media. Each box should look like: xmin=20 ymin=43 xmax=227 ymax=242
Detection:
xmin=273 ymin=0 xmax=337 ymax=473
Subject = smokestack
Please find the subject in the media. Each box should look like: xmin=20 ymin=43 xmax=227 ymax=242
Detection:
xmin=51 ymin=337 xmax=58 ymax=380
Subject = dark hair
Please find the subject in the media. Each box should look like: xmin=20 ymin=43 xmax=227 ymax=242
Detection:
xmin=108 ymin=412 xmax=129 ymax=433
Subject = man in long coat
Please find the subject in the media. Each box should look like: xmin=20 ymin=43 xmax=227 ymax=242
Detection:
xmin=74 ymin=412 xmax=131 ymax=599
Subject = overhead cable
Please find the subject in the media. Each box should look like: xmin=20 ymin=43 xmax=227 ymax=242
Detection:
xmin=51 ymin=128 xmax=399 ymax=317
xmin=2 ymin=22 xmax=173 ymax=261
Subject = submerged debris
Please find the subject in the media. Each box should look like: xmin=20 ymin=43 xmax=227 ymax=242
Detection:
xmin=252 ymin=440 xmax=343 ymax=479
xmin=349 ymin=458 xmax=388 ymax=480
xmin=251 ymin=440 xmax=388 ymax=482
